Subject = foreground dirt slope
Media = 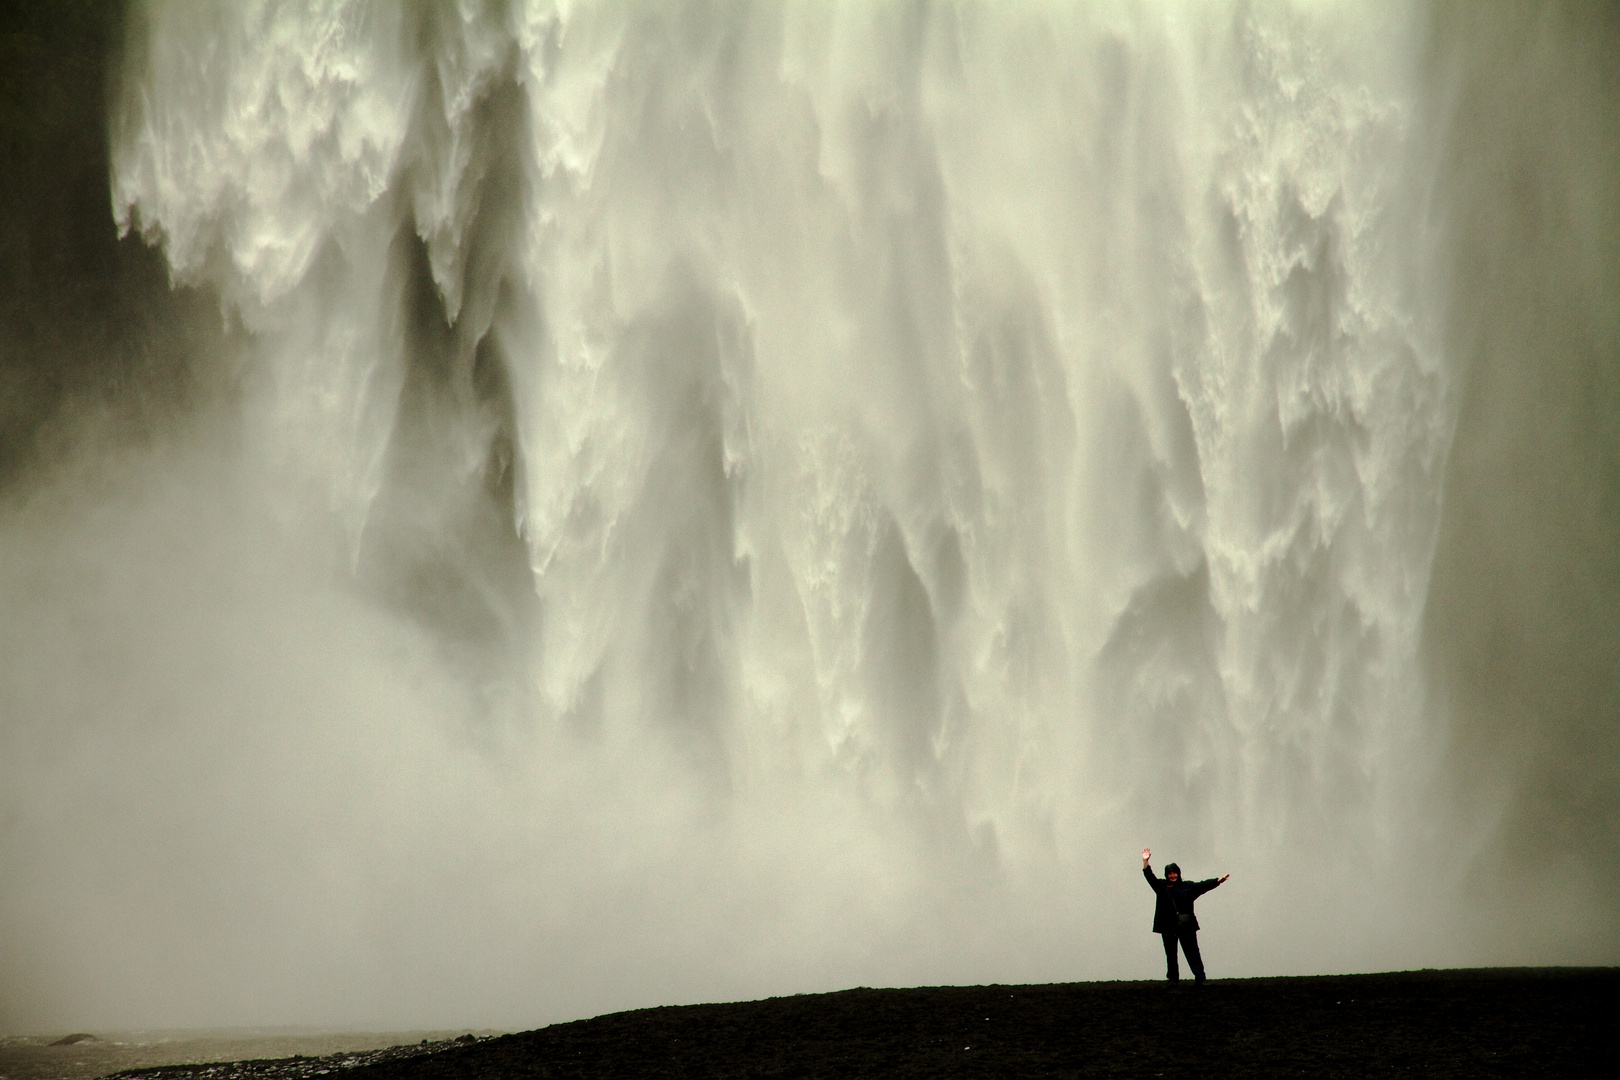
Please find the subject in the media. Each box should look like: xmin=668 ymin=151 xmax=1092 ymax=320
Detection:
xmin=116 ymin=969 xmax=1612 ymax=1080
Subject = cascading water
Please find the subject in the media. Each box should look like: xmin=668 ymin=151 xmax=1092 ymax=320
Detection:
xmin=2 ymin=0 xmax=1615 ymax=1031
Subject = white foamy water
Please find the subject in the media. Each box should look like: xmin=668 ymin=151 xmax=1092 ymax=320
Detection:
xmin=2 ymin=0 xmax=1614 ymax=1032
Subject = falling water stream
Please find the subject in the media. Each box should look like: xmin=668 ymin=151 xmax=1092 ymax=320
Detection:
xmin=2 ymin=1 xmax=1616 ymax=1031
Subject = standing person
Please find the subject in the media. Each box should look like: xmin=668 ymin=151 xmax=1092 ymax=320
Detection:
xmin=1141 ymin=847 xmax=1228 ymax=983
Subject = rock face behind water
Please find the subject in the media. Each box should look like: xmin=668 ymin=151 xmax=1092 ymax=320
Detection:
xmin=101 ymin=969 xmax=1618 ymax=1080
xmin=47 ymin=1035 xmax=96 ymax=1047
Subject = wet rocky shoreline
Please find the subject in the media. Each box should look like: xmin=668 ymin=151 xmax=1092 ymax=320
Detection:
xmin=101 ymin=1037 xmax=485 ymax=1080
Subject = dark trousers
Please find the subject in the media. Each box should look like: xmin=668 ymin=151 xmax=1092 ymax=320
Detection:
xmin=1160 ymin=927 xmax=1205 ymax=982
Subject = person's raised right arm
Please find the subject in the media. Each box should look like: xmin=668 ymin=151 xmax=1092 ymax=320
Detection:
xmin=1141 ymin=848 xmax=1161 ymax=891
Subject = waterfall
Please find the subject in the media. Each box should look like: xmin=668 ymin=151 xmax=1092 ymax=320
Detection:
xmin=2 ymin=0 xmax=1614 ymax=1031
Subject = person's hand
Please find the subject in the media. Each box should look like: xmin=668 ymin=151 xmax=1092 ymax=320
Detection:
xmin=1218 ymin=873 xmax=1230 ymax=884
xmin=1141 ymin=848 xmax=1151 ymax=867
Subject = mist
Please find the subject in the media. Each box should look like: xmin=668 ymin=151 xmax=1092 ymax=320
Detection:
xmin=1 ymin=1 xmax=1615 ymax=1033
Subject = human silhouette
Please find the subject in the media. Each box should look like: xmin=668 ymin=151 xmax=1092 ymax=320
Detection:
xmin=1141 ymin=847 xmax=1228 ymax=982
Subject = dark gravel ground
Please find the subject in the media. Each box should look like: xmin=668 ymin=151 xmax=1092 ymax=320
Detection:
xmin=101 ymin=968 xmax=1612 ymax=1080
xmin=0 ymin=1033 xmax=500 ymax=1080
xmin=92 ymin=1039 xmax=482 ymax=1080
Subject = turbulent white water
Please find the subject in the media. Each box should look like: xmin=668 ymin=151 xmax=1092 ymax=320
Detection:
xmin=3 ymin=0 xmax=1615 ymax=1031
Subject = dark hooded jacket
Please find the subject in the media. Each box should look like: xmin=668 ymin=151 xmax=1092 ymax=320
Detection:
xmin=1143 ymin=865 xmax=1221 ymax=933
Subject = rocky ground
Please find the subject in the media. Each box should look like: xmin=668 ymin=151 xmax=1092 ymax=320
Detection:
xmin=64 ymin=968 xmax=1611 ymax=1080
xmin=0 ymin=1034 xmax=498 ymax=1080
